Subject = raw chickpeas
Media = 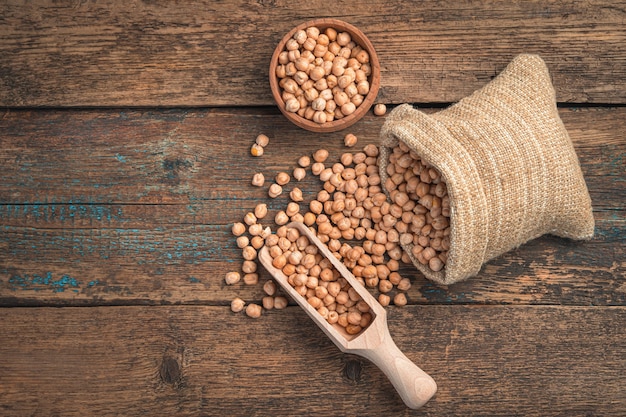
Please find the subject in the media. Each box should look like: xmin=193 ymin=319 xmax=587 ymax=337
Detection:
xmin=229 ymin=136 xmax=443 ymax=321
xmin=275 ymin=25 xmax=373 ymax=125
xmin=231 ymin=298 xmax=246 ymax=313
xmin=373 ymin=103 xmax=387 ymax=116
xmin=386 ymin=141 xmax=451 ymax=273
xmin=265 ymin=226 xmax=372 ymax=335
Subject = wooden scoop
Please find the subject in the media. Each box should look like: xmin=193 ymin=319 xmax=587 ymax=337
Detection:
xmin=258 ymin=221 xmax=437 ymax=409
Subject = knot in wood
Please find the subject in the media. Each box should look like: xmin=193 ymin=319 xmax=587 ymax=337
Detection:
xmin=159 ymin=356 xmax=181 ymax=385
xmin=343 ymin=357 xmax=362 ymax=382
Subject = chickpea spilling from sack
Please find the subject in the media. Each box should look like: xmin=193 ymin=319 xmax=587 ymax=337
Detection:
xmin=266 ymin=225 xmax=373 ymax=335
xmin=275 ymin=26 xmax=372 ymax=124
xmin=228 ymin=133 xmax=451 ymax=325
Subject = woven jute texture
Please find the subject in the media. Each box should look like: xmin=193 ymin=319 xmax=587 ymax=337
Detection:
xmin=379 ymin=54 xmax=594 ymax=285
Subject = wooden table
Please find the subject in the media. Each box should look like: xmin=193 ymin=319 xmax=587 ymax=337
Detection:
xmin=1 ymin=2 xmax=624 ymax=415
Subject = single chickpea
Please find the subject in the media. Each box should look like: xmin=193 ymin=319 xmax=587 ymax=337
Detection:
xmin=294 ymin=29 xmax=307 ymax=44
xmin=313 ymin=149 xmax=329 ymax=163
xmin=374 ymin=103 xmax=387 ymax=116
xmin=290 ymin=187 xmax=304 ymax=202
xmin=276 ymin=172 xmax=291 ymax=186
xmin=254 ymin=203 xmax=268 ymax=219
xmin=273 ymin=296 xmax=288 ymax=310
xmin=231 ymin=298 xmax=245 ymax=313
xmin=298 ymin=155 xmax=311 ymax=167
xmin=397 ymin=277 xmax=412 ymax=291
xmin=242 ymin=246 xmax=257 ymax=261
xmin=255 ymin=134 xmax=269 ymax=147
xmin=378 ymin=293 xmax=391 ymax=307
xmin=293 ymin=167 xmax=306 ymax=181
xmin=429 ymin=256 xmax=444 ymax=272
xmin=341 ymin=102 xmax=356 ymax=116
xmin=393 ymin=293 xmax=408 ymax=307
xmin=344 ymin=133 xmax=358 ymax=148
xmin=225 ymin=271 xmax=241 ymax=285
xmin=337 ymin=31 xmax=351 ymax=46
xmin=251 ymin=143 xmax=264 ymax=157
xmin=243 ymin=212 xmax=257 ymax=226
xmin=236 ymin=235 xmax=249 ymax=249
xmin=242 ymin=260 xmax=257 ymax=274
xmin=245 ymin=303 xmax=263 ymax=318
xmin=251 ymin=172 xmax=265 ymax=187
xmin=232 ymin=222 xmax=246 ymax=236
xmin=262 ymin=296 xmax=274 ymax=310
xmin=311 ymin=162 xmax=325 ymax=176
xmin=268 ymin=183 xmax=283 ymax=198
xmin=285 ymin=202 xmax=300 ymax=217
xmin=285 ymin=98 xmax=300 ymax=113
xmin=263 ymin=280 xmax=277 ymax=296
xmin=243 ymin=273 xmax=259 ymax=285
xmin=275 ymin=211 xmax=289 ymax=225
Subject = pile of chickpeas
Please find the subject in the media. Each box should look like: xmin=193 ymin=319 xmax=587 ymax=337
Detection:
xmin=275 ymin=26 xmax=372 ymax=124
xmin=227 ymin=132 xmax=451 ymax=322
xmin=265 ymin=225 xmax=372 ymax=335
xmin=385 ymin=142 xmax=451 ymax=272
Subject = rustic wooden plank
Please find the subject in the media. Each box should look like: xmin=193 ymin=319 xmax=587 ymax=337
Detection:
xmin=1 ymin=0 xmax=625 ymax=106
xmin=0 ymin=210 xmax=623 ymax=306
xmin=0 ymin=107 xmax=623 ymax=207
xmin=0 ymin=107 xmax=624 ymax=306
xmin=0 ymin=305 xmax=624 ymax=416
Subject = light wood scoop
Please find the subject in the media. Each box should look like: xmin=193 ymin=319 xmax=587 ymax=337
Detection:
xmin=258 ymin=221 xmax=437 ymax=409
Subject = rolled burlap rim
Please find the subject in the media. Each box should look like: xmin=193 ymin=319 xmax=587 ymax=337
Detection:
xmin=379 ymin=54 xmax=594 ymax=286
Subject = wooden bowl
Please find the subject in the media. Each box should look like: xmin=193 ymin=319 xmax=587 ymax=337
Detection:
xmin=269 ymin=18 xmax=381 ymax=133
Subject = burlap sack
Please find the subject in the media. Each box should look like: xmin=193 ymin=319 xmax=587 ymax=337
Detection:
xmin=379 ymin=54 xmax=594 ymax=285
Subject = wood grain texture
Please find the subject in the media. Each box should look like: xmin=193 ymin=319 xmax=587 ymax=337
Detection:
xmin=1 ymin=0 xmax=625 ymax=107
xmin=0 ymin=305 xmax=624 ymax=416
xmin=1 ymin=107 xmax=623 ymax=306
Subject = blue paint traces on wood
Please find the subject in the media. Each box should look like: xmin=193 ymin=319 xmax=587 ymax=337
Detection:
xmin=0 ymin=203 xmax=124 ymax=223
xmin=8 ymin=272 xmax=81 ymax=293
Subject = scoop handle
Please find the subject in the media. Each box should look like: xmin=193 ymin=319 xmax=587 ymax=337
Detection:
xmin=358 ymin=334 xmax=437 ymax=409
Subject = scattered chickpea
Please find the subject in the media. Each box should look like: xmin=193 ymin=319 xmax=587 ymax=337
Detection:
xmin=311 ymin=162 xmax=325 ymax=176
xmin=256 ymin=134 xmax=270 ymax=147
xmin=290 ymin=187 xmax=304 ymax=202
xmin=274 ymin=296 xmax=288 ymax=309
xmin=242 ymin=260 xmax=257 ymax=274
xmin=225 ymin=271 xmax=241 ymax=285
xmin=293 ymin=167 xmax=306 ymax=181
xmin=393 ymin=292 xmax=408 ymax=306
xmin=263 ymin=280 xmax=277 ymax=296
xmin=251 ymin=143 xmax=264 ymax=157
xmin=242 ymin=246 xmax=257 ymax=261
xmin=268 ymin=183 xmax=283 ymax=198
xmin=276 ymin=172 xmax=291 ymax=186
xmin=378 ymin=293 xmax=391 ymax=307
xmin=243 ymin=273 xmax=259 ymax=285
xmin=245 ymin=303 xmax=262 ymax=318
xmin=275 ymin=211 xmax=289 ymax=225
xmin=231 ymin=298 xmax=246 ymax=313
xmin=251 ymin=172 xmax=265 ymax=187
xmin=313 ymin=149 xmax=329 ymax=163
xmin=262 ymin=296 xmax=275 ymax=310
xmin=232 ymin=222 xmax=246 ymax=236
xmin=236 ymin=235 xmax=249 ymax=249
xmin=373 ymin=103 xmax=387 ymax=116
xmin=254 ymin=203 xmax=268 ymax=219
xmin=243 ymin=212 xmax=257 ymax=226
xmin=298 ymin=155 xmax=311 ymax=167
xmin=344 ymin=133 xmax=358 ymax=147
